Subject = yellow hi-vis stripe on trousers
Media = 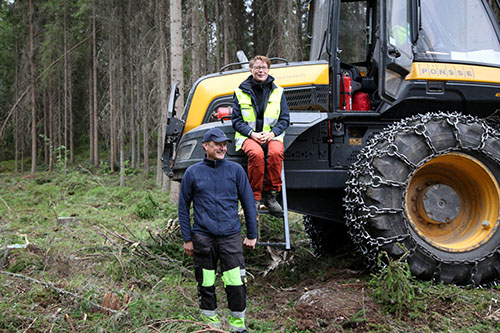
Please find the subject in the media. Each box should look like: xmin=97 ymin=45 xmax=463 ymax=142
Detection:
xmin=221 ymin=266 xmax=243 ymax=287
xmin=201 ymin=268 xmax=216 ymax=287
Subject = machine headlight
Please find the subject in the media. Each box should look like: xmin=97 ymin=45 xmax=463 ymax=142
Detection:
xmin=385 ymin=69 xmax=403 ymax=99
xmin=176 ymin=139 xmax=197 ymax=161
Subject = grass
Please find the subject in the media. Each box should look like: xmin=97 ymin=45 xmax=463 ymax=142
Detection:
xmin=0 ymin=160 xmax=500 ymax=332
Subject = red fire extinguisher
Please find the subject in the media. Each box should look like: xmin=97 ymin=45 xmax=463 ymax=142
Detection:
xmin=340 ymin=73 xmax=352 ymax=110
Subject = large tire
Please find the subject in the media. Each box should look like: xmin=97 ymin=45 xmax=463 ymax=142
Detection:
xmin=303 ymin=215 xmax=350 ymax=256
xmin=344 ymin=112 xmax=500 ymax=285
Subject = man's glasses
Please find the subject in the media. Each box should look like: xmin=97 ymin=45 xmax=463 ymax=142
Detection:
xmin=252 ymin=66 xmax=269 ymax=71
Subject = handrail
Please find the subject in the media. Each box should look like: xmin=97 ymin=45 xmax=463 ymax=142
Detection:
xmin=218 ymin=57 xmax=290 ymax=73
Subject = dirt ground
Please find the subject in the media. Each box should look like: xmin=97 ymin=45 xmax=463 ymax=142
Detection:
xmin=252 ymin=265 xmax=382 ymax=332
xmin=243 ymin=247 xmax=492 ymax=333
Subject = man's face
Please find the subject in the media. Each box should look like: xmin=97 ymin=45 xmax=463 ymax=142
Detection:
xmin=251 ymin=59 xmax=269 ymax=83
xmin=203 ymin=141 xmax=227 ymax=160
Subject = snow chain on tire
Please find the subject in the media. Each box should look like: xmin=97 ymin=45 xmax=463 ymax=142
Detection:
xmin=344 ymin=111 xmax=500 ymax=286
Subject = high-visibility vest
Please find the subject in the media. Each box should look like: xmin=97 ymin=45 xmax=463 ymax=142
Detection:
xmin=234 ymin=86 xmax=285 ymax=151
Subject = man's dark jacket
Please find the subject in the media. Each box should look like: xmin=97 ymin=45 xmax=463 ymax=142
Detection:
xmin=232 ymin=75 xmax=290 ymax=137
xmin=178 ymin=157 xmax=258 ymax=242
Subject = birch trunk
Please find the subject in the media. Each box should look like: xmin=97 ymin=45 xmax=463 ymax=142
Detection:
xmin=168 ymin=0 xmax=184 ymax=202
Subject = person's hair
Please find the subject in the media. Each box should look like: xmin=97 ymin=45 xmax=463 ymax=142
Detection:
xmin=250 ymin=55 xmax=271 ymax=69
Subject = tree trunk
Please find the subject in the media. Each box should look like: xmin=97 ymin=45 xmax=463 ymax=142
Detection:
xmin=295 ymin=0 xmax=305 ymax=61
xmin=109 ymin=38 xmax=115 ymax=173
xmin=43 ymin=91 xmax=48 ymax=165
xmin=69 ymin=71 xmax=74 ymax=164
xmin=274 ymin=0 xmax=285 ymax=57
xmin=14 ymin=42 xmax=19 ymax=173
xmin=252 ymin=0 xmax=274 ymax=56
xmin=64 ymin=8 xmax=68 ymax=171
xmin=14 ymin=105 xmax=19 ymax=173
xmin=204 ymin=0 xmax=209 ymax=72
xmin=67 ymin=8 xmax=74 ymax=165
xmin=168 ymin=0 xmax=184 ymax=202
xmin=223 ymin=0 xmax=229 ymax=64
xmin=215 ymin=0 xmax=220 ymax=71
xmin=157 ymin=0 xmax=166 ymax=187
xmin=230 ymin=0 xmax=247 ymax=55
xmin=89 ymin=46 xmax=94 ymax=164
xmin=29 ymin=0 xmax=37 ymax=173
xmin=119 ymin=6 xmax=126 ymax=187
xmin=129 ymin=28 xmax=136 ymax=169
xmin=56 ymin=86 xmax=61 ymax=149
xmin=191 ymin=0 xmax=200 ymax=86
xmin=49 ymin=81 xmax=54 ymax=172
xmin=142 ymin=67 xmax=149 ymax=173
xmin=92 ymin=3 xmax=99 ymax=168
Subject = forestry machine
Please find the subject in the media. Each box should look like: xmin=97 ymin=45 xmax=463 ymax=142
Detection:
xmin=163 ymin=0 xmax=500 ymax=285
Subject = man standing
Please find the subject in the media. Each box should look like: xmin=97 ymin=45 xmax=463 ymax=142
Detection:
xmin=178 ymin=127 xmax=257 ymax=333
xmin=232 ymin=55 xmax=290 ymax=216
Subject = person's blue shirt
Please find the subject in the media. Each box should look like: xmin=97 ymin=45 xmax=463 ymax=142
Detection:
xmin=178 ymin=157 xmax=258 ymax=242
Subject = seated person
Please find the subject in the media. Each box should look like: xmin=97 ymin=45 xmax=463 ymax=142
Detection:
xmin=232 ymin=55 xmax=290 ymax=216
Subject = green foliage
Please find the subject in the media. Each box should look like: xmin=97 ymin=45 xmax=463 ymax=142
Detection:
xmin=342 ymin=309 xmax=367 ymax=328
xmin=369 ymin=249 xmax=418 ymax=318
xmin=40 ymin=134 xmax=70 ymax=172
xmin=123 ymin=159 xmax=139 ymax=176
xmin=99 ymin=161 xmax=112 ymax=174
xmin=134 ymin=193 xmax=160 ymax=219
xmin=7 ymin=249 xmax=44 ymax=274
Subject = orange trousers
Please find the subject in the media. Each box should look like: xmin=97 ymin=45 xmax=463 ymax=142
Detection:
xmin=242 ymin=139 xmax=284 ymax=201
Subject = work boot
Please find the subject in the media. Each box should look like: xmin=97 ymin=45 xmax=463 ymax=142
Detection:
xmin=262 ymin=191 xmax=283 ymax=217
xmin=200 ymin=313 xmax=222 ymax=329
xmin=229 ymin=313 xmax=247 ymax=332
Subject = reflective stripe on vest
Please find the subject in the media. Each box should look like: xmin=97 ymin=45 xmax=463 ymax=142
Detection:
xmin=234 ymin=86 xmax=285 ymax=151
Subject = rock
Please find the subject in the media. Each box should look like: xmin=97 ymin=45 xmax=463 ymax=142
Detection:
xmin=57 ymin=217 xmax=77 ymax=226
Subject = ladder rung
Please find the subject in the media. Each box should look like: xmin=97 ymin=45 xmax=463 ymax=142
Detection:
xmin=257 ymin=208 xmax=283 ymax=217
xmin=256 ymin=242 xmax=288 ymax=249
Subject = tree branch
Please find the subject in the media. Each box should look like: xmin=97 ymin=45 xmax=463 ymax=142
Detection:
xmin=0 ymin=270 xmax=127 ymax=317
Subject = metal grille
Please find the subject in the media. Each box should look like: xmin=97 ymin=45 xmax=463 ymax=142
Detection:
xmin=284 ymin=85 xmax=329 ymax=111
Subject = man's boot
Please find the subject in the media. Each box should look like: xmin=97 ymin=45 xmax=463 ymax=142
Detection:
xmin=262 ymin=191 xmax=283 ymax=217
xmin=200 ymin=313 xmax=222 ymax=329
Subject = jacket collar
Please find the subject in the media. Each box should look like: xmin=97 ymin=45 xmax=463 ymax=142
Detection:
xmin=203 ymin=156 xmax=226 ymax=168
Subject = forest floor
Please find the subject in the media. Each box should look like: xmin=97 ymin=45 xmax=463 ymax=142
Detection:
xmin=0 ymin=161 xmax=499 ymax=332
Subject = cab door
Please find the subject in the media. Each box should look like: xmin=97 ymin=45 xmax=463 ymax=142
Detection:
xmin=378 ymin=0 xmax=414 ymax=102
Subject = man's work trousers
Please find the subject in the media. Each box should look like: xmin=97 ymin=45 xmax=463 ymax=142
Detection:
xmin=192 ymin=232 xmax=246 ymax=329
xmin=242 ymin=139 xmax=284 ymax=201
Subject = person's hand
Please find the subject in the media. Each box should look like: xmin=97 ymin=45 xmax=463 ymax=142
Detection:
xmin=261 ymin=131 xmax=275 ymax=143
xmin=243 ymin=238 xmax=257 ymax=249
xmin=250 ymin=132 xmax=266 ymax=144
xmin=184 ymin=241 xmax=194 ymax=256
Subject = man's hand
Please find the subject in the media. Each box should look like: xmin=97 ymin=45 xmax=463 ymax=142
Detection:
xmin=184 ymin=241 xmax=194 ymax=256
xmin=243 ymin=238 xmax=257 ymax=249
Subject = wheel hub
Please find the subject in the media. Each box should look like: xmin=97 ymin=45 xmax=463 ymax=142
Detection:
xmin=421 ymin=184 xmax=460 ymax=224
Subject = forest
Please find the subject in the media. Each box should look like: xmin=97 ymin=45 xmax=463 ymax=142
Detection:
xmin=0 ymin=0 xmax=499 ymax=186
xmin=0 ymin=0 xmax=309 ymax=190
